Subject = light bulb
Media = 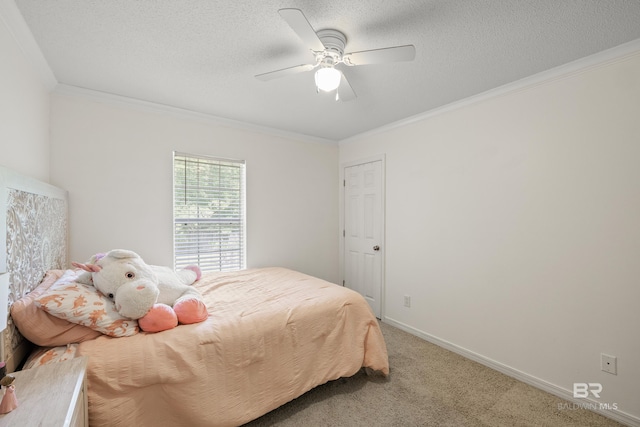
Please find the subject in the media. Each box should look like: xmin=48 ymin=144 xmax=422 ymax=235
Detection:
xmin=315 ymin=67 xmax=341 ymax=92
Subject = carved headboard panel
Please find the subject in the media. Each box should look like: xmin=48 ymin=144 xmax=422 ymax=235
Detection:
xmin=0 ymin=166 xmax=68 ymax=371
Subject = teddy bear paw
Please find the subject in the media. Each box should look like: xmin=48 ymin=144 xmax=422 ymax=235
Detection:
xmin=174 ymin=298 xmax=208 ymax=324
xmin=138 ymin=303 xmax=178 ymax=333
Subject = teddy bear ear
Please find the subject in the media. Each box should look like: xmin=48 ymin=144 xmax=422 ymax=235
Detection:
xmin=106 ymin=249 xmax=141 ymax=260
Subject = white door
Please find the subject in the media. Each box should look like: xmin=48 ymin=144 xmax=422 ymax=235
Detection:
xmin=344 ymin=160 xmax=383 ymax=318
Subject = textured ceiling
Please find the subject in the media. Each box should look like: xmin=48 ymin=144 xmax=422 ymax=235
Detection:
xmin=12 ymin=0 xmax=640 ymax=141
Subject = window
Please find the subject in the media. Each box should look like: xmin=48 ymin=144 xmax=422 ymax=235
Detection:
xmin=173 ymin=152 xmax=246 ymax=272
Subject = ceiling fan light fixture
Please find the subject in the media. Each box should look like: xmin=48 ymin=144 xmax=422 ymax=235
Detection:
xmin=315 ymin=67 xmax=341 ymax=92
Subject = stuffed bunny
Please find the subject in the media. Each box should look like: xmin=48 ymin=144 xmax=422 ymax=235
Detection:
xmin=72 ymin=249 xmax=208 ymax=332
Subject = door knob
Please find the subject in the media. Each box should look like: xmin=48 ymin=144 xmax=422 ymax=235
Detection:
xmin=373 ymin=245 xmax=380 ymax=251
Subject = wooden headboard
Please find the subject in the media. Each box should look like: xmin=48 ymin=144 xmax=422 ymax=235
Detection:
xmin=0 ymin=166 xmax=68 ymax=372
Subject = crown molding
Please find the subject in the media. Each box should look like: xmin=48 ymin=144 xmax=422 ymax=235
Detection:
xmin=340 ymin=37 xmax=640 ymax=146
xmin=53 ymin=84 xmax=338 ymax=146
xmin=0 ymin=0 xmax=328 ymax=144
xmin=0 ymin=0 xmax=57 ymax=90
xmin=5 ymin=0 xmax=638 ymax=147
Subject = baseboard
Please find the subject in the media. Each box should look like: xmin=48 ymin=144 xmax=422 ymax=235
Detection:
xmin=382 ymin=316 xmax=640 ymax=427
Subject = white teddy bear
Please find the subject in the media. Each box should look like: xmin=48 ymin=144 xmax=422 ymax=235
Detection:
xmin=73 ymin=249 xmax=208 ymax=332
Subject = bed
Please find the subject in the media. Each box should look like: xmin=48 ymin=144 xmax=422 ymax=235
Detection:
xmin=0 ymin=165 xmax=389 ymax=426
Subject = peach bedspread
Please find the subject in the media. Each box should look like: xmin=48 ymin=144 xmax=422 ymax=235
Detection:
xmin=77 ymin=267 xmax=389 ymax=426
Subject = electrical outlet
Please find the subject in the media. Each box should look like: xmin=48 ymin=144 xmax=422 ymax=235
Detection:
xmin=404 ymin=295 xmax=411 ymax=308
xmin=601 ymin=353 xmax=617 ymax=375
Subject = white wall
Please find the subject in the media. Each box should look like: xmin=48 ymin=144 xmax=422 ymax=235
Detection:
xmin=340 ymin=52 xmax=640 ymax=421
xmin=0 ymin=13 xmax=50 ymax=181
xmin=50 ymin=93 xmax=339 ymax=283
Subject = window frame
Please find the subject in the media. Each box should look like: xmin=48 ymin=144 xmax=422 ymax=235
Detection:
xmin=173 ymin=151 xmax=246 ymax=272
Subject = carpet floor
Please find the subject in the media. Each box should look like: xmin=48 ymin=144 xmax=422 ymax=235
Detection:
xmin=245 ymin=321 xmax=622 ymax=426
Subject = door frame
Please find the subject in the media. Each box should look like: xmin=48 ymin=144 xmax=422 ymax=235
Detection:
xmin=339 ymin=154 xmax=386 ymax=319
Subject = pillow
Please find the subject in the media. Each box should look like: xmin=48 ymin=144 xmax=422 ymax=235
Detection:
xmin=11 ymin=270 xmax=102 ymax=346
xmin=23 ymin=344 xmax=78 ymax=370
xmin=35 ymin=270 xmax=139 ymax=337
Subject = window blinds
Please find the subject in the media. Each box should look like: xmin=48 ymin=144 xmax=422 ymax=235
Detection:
xmin=173 ymin=152 xmax=246 ymax=272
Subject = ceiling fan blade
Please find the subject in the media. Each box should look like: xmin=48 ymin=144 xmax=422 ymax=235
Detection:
xmin=255 ymin=63 xmax=315 ymax=81
xmin=278 ymin=8 xmax=325 ymax=52
xmin=343 ymin=45 xmax=416 ymax=66
xmin=337 ymin=71 xmax=357 ymax=102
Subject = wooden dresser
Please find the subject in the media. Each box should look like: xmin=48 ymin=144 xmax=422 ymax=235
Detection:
xmin=0 ymin=356 xmax=88 ymax=427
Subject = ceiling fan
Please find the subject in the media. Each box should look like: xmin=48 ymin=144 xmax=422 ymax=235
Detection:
xmin=255 ymin=8 xmax=416 ymax=101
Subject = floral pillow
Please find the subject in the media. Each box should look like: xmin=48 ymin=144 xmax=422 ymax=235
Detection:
xmin=23 ymin=344 xmax=78 ymax=370
xmin=10 ymin=270 xmax=102 ymax=347
xmin=35 ymin=270 xmax=139 ymax=337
